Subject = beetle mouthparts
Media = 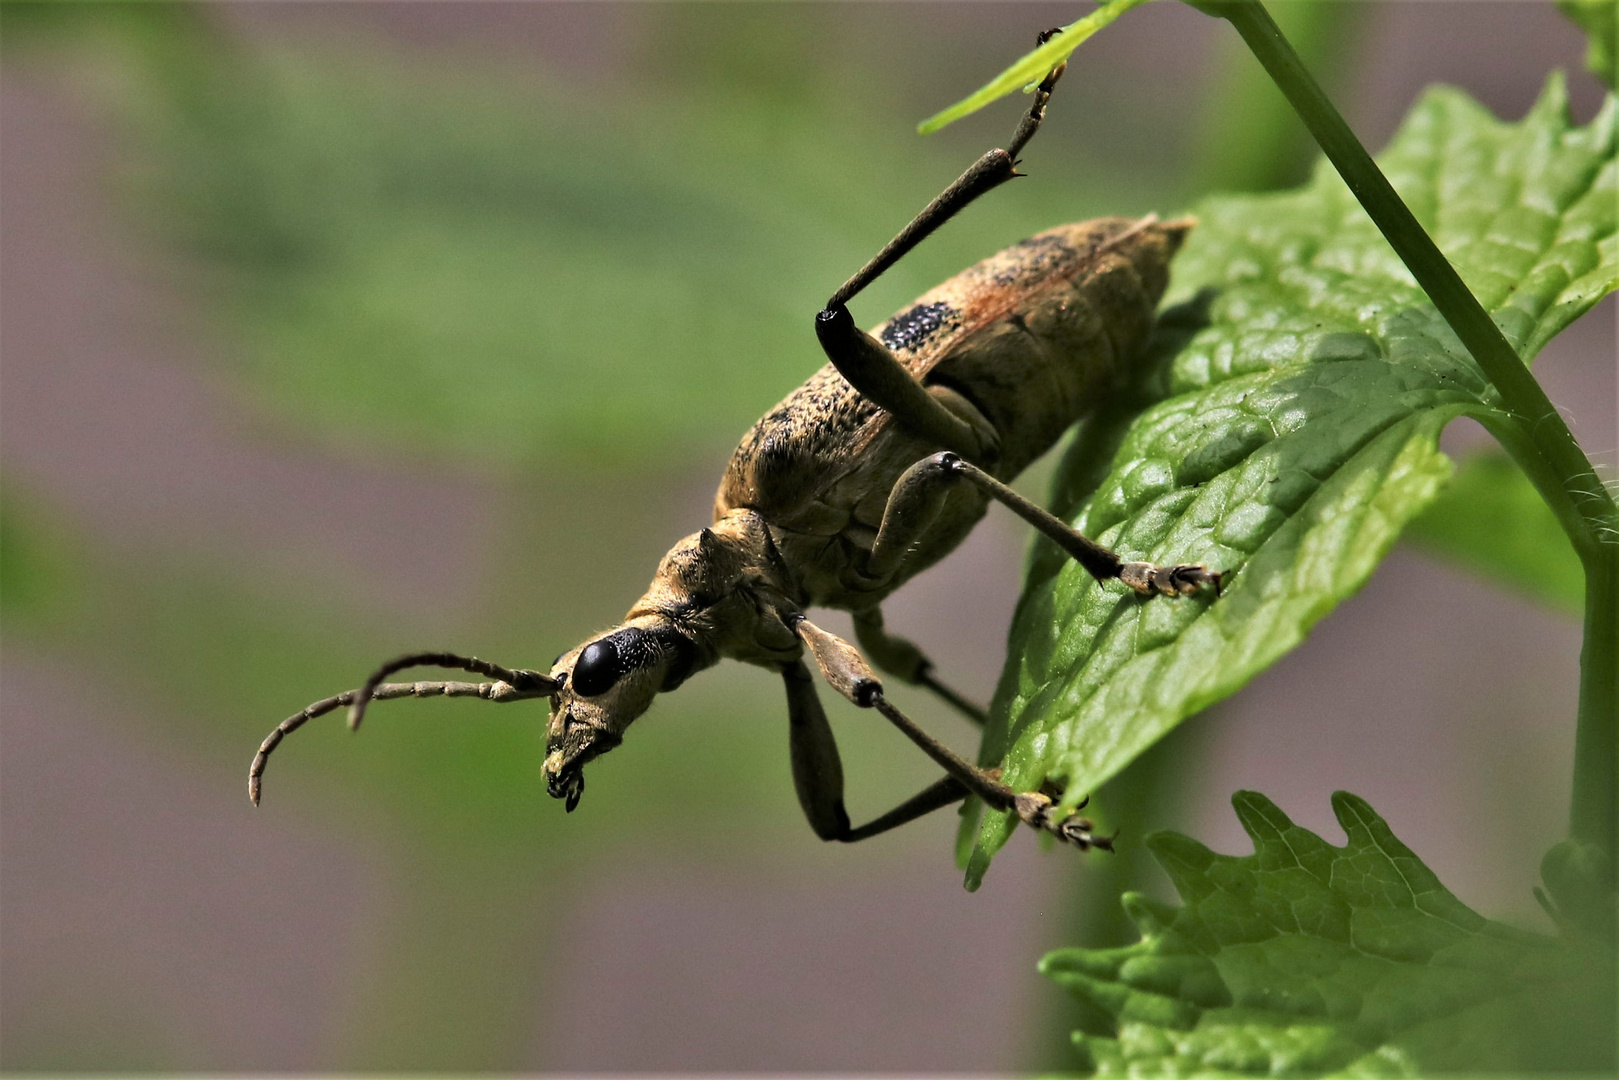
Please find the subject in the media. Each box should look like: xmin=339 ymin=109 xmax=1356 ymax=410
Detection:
xmin=548 ymin=768 xmax=585 ymax=812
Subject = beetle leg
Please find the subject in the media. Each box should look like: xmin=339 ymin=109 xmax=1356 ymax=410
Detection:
xmin=841 ymin=777 xmax=972 ymax=842
xmin=783 ymin=658 xmax=851 ymax=840
xmin=813 ymin=306 xmax=999 ymax=461
xmin=853 ymin=607 xmax=988 ymax=727
xmin=784 ymin=658 xmax=971 ymax=842
xmin=825 ymin=28 xmax=1068 ymax=311
xmin=874 ymin=452 xmax=1225 ymax=597
xmin=788 ymin=617 xmax=1110 ymax=851
xmin=813 ymin=28 xmax=1069 ymax=464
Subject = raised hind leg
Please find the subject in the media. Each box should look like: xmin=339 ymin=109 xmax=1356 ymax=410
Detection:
xmin=812 ymin=29 xmax=1070 ymax=465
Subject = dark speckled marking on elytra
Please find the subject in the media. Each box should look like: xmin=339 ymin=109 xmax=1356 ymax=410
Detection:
xmin=992 ymin=234 xmax=1077 ymax=285
xmin=880 ymin=301 xmax=958 ymax=353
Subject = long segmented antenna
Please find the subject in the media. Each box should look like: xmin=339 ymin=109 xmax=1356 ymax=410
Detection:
xmin=249 ymin=652 xmax=558 ymax=806
xmin=347 ymin=651 xmax=557 ymax=732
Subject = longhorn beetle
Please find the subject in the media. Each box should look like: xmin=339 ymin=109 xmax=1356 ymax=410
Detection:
xmin=249 ymin=35 xmax=1222 ymax=852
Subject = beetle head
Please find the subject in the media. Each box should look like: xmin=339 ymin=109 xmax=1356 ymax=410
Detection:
xmin=542 ymin=518 xmax=789 ymax=812
xmin=543 ymin=614 xmax=698 ymax=811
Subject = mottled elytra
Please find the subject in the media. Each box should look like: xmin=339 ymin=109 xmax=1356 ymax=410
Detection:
xmin=249 ymin=33 xmax=1224 ymax=853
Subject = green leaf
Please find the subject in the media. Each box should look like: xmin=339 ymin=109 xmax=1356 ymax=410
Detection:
xmin=1559 ymin=0 xmax=1618 ymax=89
xmin=968 ymin=76 xmax=1618 ymax=886
xmin=917 ymin=0 xmax=1159 ymax=135
xmin=1405 ymin=449 xmax=1584 ymax=614
xmin=1040 ymin=791 xmax=1617 ymax=1075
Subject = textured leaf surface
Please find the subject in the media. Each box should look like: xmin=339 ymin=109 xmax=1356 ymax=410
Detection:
xmin=1042 ymin=792 xmax=1616 ymax=1076
xmin=967 ymin=77 xmax=1617 ymax=885
xmin=1405 ymin=450 xmax=1584 ymax=614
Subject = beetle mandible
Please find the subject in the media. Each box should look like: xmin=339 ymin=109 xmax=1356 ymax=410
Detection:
xmin=248 ymin=36 xmax=1222 ymax=852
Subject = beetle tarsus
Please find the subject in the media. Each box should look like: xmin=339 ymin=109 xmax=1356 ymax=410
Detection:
xmin=1012 ymin=789 xmax=1111 ymax=851
xmin=1119 ymin=561 xmax=1225 ymax=597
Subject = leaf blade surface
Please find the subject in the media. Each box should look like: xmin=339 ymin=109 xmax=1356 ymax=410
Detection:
xmin=1040 ymin=792 xmax=1615 ymax=1075
xmin=969 ymin=77 xmax=1617 ymax=885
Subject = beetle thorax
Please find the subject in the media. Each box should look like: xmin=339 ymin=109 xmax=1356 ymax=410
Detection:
xmin=628 ymin=509 xmax=802 ymax=669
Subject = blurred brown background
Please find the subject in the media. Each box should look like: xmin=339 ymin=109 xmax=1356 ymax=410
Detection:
xmin=1 ymin=1 xmax=1612 ymax=1072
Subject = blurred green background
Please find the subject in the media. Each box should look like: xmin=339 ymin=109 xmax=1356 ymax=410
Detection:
xmin=1 ymin=2 xmax=1610 ymax=1072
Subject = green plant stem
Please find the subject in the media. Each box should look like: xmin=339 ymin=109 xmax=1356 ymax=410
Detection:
xmin=1575 ymin=547 xmax=1618 ymax=872
xmin=1482 ymin=410 xmax=1619 ymax=871
xmin=1198 ymin=0 xmax=1618 ymax=861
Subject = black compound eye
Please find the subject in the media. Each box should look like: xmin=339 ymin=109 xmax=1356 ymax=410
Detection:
xmin=571 ymin=638 xmax=621 ymax=697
